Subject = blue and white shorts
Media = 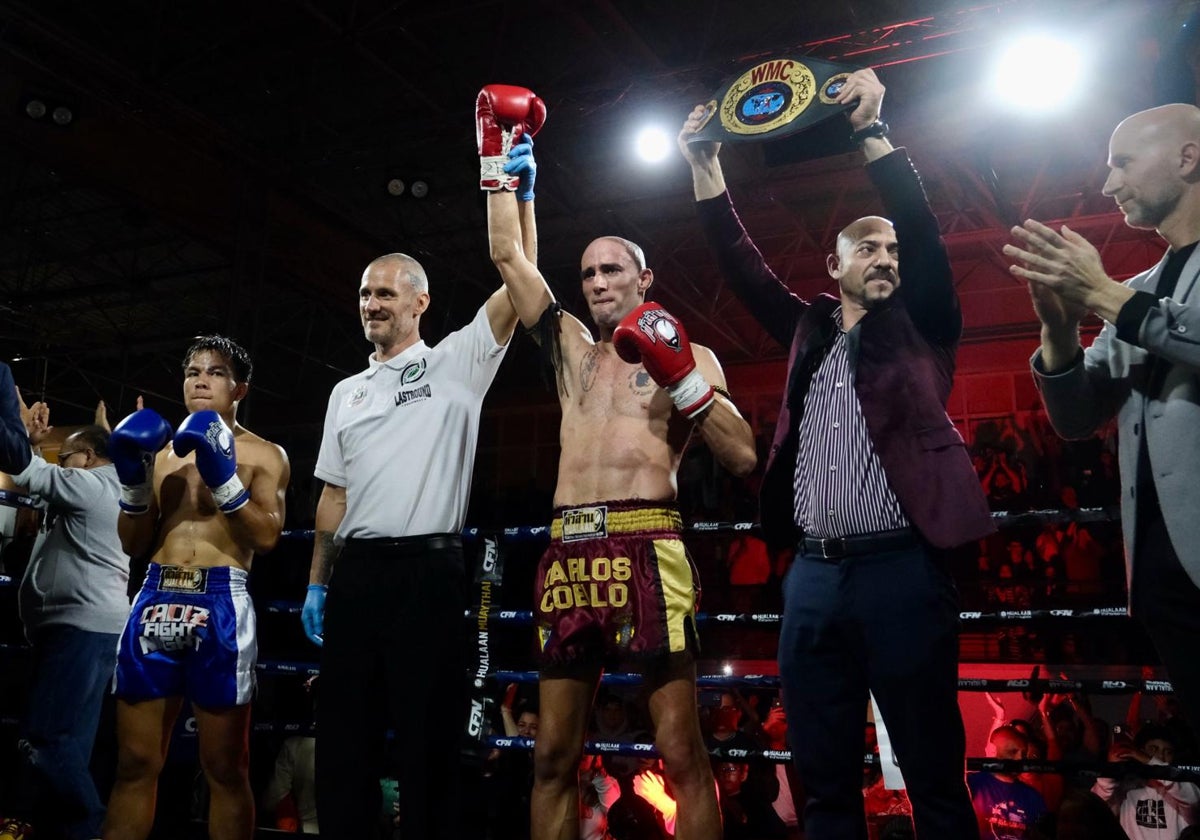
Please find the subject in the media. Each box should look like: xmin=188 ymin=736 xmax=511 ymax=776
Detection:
xmin=114 ymin=564 xmax=256 ymax=707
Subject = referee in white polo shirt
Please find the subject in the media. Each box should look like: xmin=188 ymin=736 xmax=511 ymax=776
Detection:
xmin=302 ymin=252 xmax=519 ymax=839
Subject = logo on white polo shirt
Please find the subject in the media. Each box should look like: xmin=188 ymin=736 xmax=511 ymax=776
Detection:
xmin=393 ymin=359 xmax=432 ymax=407
xmin=400 ymin=359 xmax=427 ymax=384
xmin=348 ymin=384 xmax=369 ymax=408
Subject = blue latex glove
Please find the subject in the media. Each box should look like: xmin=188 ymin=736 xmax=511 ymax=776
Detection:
xmin=302 ymin=584 xmax=327 ymax=647
xmin=503 ymin=133 xmax=537 ymax=202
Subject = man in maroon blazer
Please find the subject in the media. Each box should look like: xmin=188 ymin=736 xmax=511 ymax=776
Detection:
xmin=680 ymin=69 xmax=994 ymax=840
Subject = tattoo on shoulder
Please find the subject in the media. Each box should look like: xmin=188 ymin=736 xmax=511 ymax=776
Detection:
xmin=629 ymin=369 xmax=655 ymax=396
xmin=580 ymin=348 xmax=600 ymax=392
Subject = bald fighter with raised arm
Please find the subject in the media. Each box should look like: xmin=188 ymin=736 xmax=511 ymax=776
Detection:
xmin=483 ymin=83 xmax=757 ymax=840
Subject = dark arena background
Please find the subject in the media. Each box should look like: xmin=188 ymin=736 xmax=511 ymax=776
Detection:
xmin=1 ymin=1 xmax=1198 ymax=838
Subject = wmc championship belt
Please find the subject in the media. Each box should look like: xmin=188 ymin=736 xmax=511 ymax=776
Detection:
xmin=689 ymin=56 xmax=863 ymax=145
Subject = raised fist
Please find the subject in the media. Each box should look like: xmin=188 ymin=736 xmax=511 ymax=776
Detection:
xmin=477 ymin=84 xmax=546 ymax=191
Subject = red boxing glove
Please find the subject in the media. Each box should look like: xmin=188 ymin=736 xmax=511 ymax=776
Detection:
xmin=613 ymin=302 xmax=715 ymax=419
xmin=477 ymin=84 xmax=547 ymax=191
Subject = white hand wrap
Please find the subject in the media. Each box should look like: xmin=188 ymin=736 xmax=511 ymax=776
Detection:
xmin=480 ymin=156 xmax=519 ymax=191
xmin=667 ymin=369 xmax=715 ymax=420
xmin=210 ymin=473 xmax=249 ymax=514
xmin=119 ymin=483 xmax=152 ymax=515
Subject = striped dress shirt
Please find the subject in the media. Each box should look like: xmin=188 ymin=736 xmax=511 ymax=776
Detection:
xmin=794 ymin=308 xmax=910 ymax=538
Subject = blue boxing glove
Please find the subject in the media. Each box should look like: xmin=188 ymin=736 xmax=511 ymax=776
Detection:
xmin=302 ymin=584 xmax=326 ymax=647
xmin=172 ymin=410 xmax=249 ymax=514
xmin=111 ymin=408 xmax=172 ymax=514
xmin=503 ymin=133 xmax=537 ymax=202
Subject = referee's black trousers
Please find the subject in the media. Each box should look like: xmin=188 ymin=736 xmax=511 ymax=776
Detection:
xmin=315 ymin=535 xmax=467 ymax=839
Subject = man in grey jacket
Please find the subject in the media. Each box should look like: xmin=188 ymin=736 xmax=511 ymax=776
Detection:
xmin=1006 ymin=103 xmax=1200 ymax=740
xmin=0 ymin=363 xmax=130 ymax=840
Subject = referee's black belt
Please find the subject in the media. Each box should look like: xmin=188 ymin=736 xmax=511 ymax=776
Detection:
xmin=344 ymin=533 xmax=461 ymax=553
xmin=800 ymin=527 xmax=918 ymax=561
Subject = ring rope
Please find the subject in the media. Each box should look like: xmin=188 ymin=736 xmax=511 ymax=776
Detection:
xmin=255 ymin=602 xmax=1136 ymax=626
xmin=479 ymin=735 xmax=1200 ymax=782
xmin=270 ymin=505 xmax=1120 ymax=544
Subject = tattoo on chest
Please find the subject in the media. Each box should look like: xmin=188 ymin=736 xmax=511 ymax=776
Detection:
xmin=629 ymin=369 xmax=655 ymax=396
xmin=580 ymin=348 xmax=600 ymax=392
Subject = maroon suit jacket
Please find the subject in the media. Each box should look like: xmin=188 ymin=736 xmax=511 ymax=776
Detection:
xmin=696 ymin=149 xmax=993 ymax=550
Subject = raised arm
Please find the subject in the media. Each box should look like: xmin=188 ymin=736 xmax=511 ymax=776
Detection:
xmin=488 ymin=186 xmax=553 ymax=329
xmin=678 ymin=106 xmax=805 ymax=350
xmin=479 ymin=85 xmax=551 ymax=332
xmin=678 ymin=106 xmax=727 ymax=202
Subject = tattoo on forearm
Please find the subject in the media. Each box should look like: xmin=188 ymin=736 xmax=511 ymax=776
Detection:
xmin=581 ymin=348 xmax=600 ymax=392
xmin=314 ymin=531 xmax=341 ymax=583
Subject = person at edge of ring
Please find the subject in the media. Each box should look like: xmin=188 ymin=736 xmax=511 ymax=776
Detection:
xmin=300 ymin=88 xmax=536 ymax=838
xmin=1007 ymin=103 xmax=1200 ymax=749
xmin=0 ymin=370 xmax=127 ymax=840
xmin=484 ymin=82 xmax=758 ymax=839
xmin=104 ymin=336 xmax=290 ymax=840
xmin=679 ymin=67 xmax=995 ymax=840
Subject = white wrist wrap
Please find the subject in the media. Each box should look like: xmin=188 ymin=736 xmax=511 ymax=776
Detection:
xmin=211 ymin=474 xmax=249 ymax=513
xmin=480 ymin=156 xmax=518 ymax=191
xmin=119 ymin=484 xmax=152 ymax=515
xmin=668 ymin=369 xmax=715 ymax=420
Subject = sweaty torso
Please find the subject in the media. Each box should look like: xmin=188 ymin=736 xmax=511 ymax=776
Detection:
xmin=554 ymin=314 xmax=691 ymax=506
xmin=150 ymin=428 xmax=277 ymax=571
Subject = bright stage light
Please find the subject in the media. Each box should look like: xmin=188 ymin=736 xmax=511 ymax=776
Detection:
xmin=987 ymin=34 xmax=1085 ymax=114
xmin=635 ymin=126 xmax=672 ymax=163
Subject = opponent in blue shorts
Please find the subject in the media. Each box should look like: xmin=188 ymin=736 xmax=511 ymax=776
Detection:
xmin=104 ymin=336 xmax=289 ymax=840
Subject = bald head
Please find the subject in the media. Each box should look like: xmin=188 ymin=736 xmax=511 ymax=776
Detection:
xmin=589 ymin=236 xmax=646 ymax=272
xmin=836 ymin=216 xmax=894 ymax=260
xmin=1104 ymin=104 xmax=1200 ymax=244
xmin=1114 ymin=103 xmax=1200 ymax=152
xmin=364 ymin=253 xmax=429 ymax=294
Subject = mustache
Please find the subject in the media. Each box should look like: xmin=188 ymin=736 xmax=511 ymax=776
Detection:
xmin=868 ymin=268 xmax=896 ymax=283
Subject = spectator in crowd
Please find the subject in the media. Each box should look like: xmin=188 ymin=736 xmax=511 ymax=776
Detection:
xmin=260 ymin=676 xmax=318 ymax=834
xmin=631 ymin=763 xmax=680 ymax=837
xmin=861 ymin=720 xmax=912 ymax=839
xmin=493 ymin=700 xmax=539 ymax=840
xmin=0 ymin=386 xmax=129 ymax=840
xmin=1044 ymin=690 xmax=1106 ymax=786
xmin=705 ymin=691 xmax=760 ymax=757
xmin=579 ymin=754 xmax=621 ymax=840
xmin=759 ymin=702 xmax=803 ymax=834
xmin=1128 ymin=675 xmax=1199 ymax=763
xmin=607 ymin=762 xmax=671 ymax=840
xmin=1093 ymin=723 xmax=1198 ymax=838
xmin=716 ymin=761 xmax=788 ymax=840
xmin=1060 ymin=522 xmax=1105 ymax=594
xmin=968 ymin=725 xmax=1048 ymax=839
xmin=261 ymin=736 xmax=317 ymax=834
xmin=980 ymin=452 xmax=1030 ymax=512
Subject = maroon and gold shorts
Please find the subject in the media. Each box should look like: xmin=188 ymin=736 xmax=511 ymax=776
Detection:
xmin=535 ymin=500 xmax=700 ymax=669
